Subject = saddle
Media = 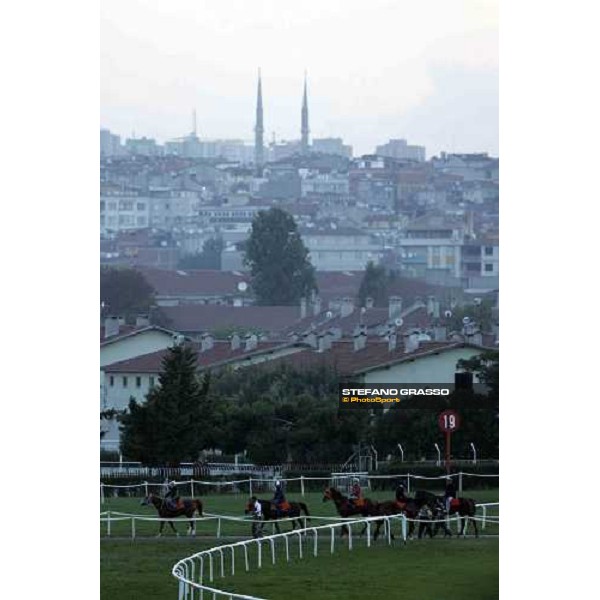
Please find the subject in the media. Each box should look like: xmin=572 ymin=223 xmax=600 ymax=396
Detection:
xmin=450 ymin=498 xmax=460 ymax=509
xmin=394 ymin=500 xmax=406 ymax=510
xmin=166 ymin=499 xmax=184 ymax=511
xmin=351 ymin=498 xmax=366 ymax=508
xmin=279 ymin=501 xmax=291 ymax=512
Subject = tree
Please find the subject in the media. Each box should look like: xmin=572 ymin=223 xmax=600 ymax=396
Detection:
xmin=357 ymin=261 xmax=389 ymax=307
xmin=119 ymin=344 xmax=212 ymax=465
xmin=100 ymin=267 xmax=155 ymax=322
xmin=244 ymin=208 xmax=317 ymax=305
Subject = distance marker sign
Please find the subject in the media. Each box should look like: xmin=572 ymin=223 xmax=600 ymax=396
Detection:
xmin=438 ymin=409 xmax=461 ymax=433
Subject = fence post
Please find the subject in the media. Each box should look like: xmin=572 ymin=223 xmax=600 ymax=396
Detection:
xmin=300 ymin=475 xmax=305 ymax=497
xmin=482 ymin=505 xmax=487 ymax=530
xmin=107 ymin=511 xmax=111 ymax=537
xmin=190 ymin=479 xmax=194 ymax=498
xmin=216 ymin=517 xmax=221 ymax=538
xmin=407 ymin=474 xmax=411 ymax=495
xmin=100 ymin=483 xmax=105 ymax=505
xmin=249 ymin=478 xmax=253 ymax=498
xmin=401 ymin=514 xmax=407 ymax=543
xmin=144 ymin=481 xmax=149 ymax=497
xmin=131 ymin=517 xmax=136 ymax=540
xmin=458 ymin=472 xmax=463 ymax=494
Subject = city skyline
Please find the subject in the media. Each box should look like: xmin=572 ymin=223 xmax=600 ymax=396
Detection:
xmin=101 ymin=0 xmax=498 ymax=157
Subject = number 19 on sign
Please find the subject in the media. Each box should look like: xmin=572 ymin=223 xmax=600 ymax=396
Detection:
xmin=438 ymin=409 xmax=460 ymax=473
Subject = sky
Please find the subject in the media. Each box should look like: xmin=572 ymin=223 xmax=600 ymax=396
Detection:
xmin=101 ymin=0 xmax=498 ymax=158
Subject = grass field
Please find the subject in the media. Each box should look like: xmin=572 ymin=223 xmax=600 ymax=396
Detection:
xmin=101 ymin=488 xmax=498 ymax=599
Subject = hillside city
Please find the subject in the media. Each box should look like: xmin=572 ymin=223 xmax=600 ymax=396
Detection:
xmin=100 ymin=74 xmax=499 ymax=464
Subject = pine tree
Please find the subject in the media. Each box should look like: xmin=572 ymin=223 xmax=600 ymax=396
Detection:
xmin=119 ymin=344 xmax=211 ymax=465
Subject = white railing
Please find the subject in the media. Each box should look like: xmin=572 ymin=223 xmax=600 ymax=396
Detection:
xmin=100 ymin=502 xmax=498 ymax=540
xmin=171 ymin=513 xmax=405 ymax=600
xmin=170 ymin=506 xmax=500 ymax=600
xmin=100 ymin=471 xmax=499 ymax=503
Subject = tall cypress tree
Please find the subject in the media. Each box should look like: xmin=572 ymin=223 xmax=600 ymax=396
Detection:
xmin=120 ymin=344 xmax=211 ymax=465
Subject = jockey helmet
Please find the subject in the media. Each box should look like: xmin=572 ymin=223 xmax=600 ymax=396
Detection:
xmin=353 ymin=477 xmax=359 ymax=483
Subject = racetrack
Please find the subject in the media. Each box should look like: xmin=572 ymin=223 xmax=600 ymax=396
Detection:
xmin=101 ymin=489 xmax=498 ymax=599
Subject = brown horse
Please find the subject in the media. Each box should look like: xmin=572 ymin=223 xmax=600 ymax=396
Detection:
xmin=244 ymin=498 xmax=311 ymax=535
xmin=322 ymin=487 xmax=379 ymax=537
xmin=373 ymin=498 xmax=421 ymax=541
xmin=141 ymin=493 xmax=203 ymax=537
xmin=414 ymin=490 xmax=479 ymax=537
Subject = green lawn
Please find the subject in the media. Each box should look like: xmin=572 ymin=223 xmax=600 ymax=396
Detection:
xmin=101 ymin=489 xmax=498 ymax=599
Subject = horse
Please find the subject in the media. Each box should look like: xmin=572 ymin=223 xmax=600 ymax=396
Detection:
xmin=414 ymin=490 xmax=478 ymax=537
xmin=141 ymin=493 xmax=203 ymax=537
xmin=244 ymin=498 xmax=310 ymax=536
xmin=322 ymin=487 xmax=380 ymax=537
xmin=372 ymin=497 xmax=421 ymax=541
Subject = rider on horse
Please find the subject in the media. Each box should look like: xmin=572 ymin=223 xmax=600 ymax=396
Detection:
xmin=164 ymin=480 xmax=179 ymax=510
xmin=349 ymin=477 xmax=363 ymax=508
xmin=395 ymin=481 xmax=407 ymax=504
xmin=272 ymin=480 xmax=287 ymax=517
xmin=444 ymin=477 xmax=456 ymax=513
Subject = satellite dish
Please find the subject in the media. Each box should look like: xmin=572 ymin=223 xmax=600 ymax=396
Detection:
xmin=394 ymin=318 xmax=403 ymax=327
xmin=444 ymin=310 xmax=452 ymax=318
xmin=326 ymin=311 xmax=333 ymax=319
xmin=237 ymin=281 xmax=248 ymax=292
xmin=462 ymin=316 xmax=471 ymax=325
xmin=474 ymin=297 xmax=482 ymax=306
xmin=361 ymin=307 xmax=367 ymax=314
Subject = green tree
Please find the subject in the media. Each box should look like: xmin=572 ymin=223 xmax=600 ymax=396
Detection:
xmin=119 ymin=344 xmax=212 ymax=465
xmin=357 ymin=261 xmax=389 ymax=307
xmin=100 ymin=267 xmax=155 ymax=322
xmin=244 ymin=208 xmax=317 ymax=305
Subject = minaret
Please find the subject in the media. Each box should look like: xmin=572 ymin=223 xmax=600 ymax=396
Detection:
xmin=301 ymin=71 xmax=310 ymax=155
xmin=254 ymin=69 xmax=264 ymax=171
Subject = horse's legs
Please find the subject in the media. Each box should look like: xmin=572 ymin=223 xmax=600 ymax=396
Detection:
xmin=169 ymin=520 xmax=178 ymax=536
xmin=471 ymin=516 xmax=479 ymax=538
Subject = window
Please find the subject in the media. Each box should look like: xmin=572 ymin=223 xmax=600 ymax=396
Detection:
xmin=136 ymin=202 xmax=146 ymax=211
xmin=110 ymin=376 xmax=114 ymax=387
xmin=485 ymin=246 xmax=494 ymax=256
xmin=136 ymin=376 xmax=142 ymax=388
xmin=149 ymin=376 xmax=155 ymax=387
xmin=119 ymin=200 xmax=133 ymax=211
xmin=485 ymin=263 xmax=494 ymax=272
xmin=100 ymin=201 xmax=106 ymax=211
xmin=108 ymin=202 xmax=117 ymax=211
xmin=123 ymin=376 xmax=128 ymax=388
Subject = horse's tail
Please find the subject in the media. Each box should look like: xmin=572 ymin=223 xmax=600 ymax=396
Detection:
xmin=466 ymin=498 xmax=477 ymax=516
xmin=299 ymin=502 xmax=311 ymax=522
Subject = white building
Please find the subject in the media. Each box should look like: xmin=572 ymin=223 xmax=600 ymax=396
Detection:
xmin=148 ymin=190 xmax=200 ymax=229
xmin=100 ymin=129 xmax=123 ymax=157
xmin=375 ymin=139 xmax=426 ymax=162
xmin=300 ymin=171 xmax=350 ymax=197
xmin=301 ymin=227 xmax=384 ymax=271
xmin=312 ymin=138 xmax=353 ymax=158
xmin=100 ymin=193 xmax=151 ymax=234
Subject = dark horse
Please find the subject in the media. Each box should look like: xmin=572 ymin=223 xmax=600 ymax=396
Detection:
xmin=244 ymin=498 xmax=311 ymax=534
xmin=373 ymin=497 xmax=423 ymax=541
xmin=141 ymin=493 xmax=203 ymax=537
xmin=414 ymin=490 xmax=479 ymax=537
xmin=322 ymin=487 xmax=380 ymax=537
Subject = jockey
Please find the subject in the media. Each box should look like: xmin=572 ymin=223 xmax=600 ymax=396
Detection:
xmin=272 ymin=480 xmax=286 ymax=516
xmin=444 ymin=477 xmax=456 ymax=513
xmin=349 ymin=477 xmax=362 ymax=506
xmin=165 ymin=480 xmax=179 ymax=510
xmin=395 ymin=481 xmax=407 ymax=503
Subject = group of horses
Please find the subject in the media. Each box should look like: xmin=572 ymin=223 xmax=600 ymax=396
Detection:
xmin=140 ymin=486 xmax=478 ymax=539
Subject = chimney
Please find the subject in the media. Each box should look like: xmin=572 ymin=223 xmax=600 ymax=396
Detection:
xmin=387 ymin=327 xmax=397 ymax=352
xmin=365 ymin=297 xmax=375 ymax=309
xmin=135 ymin=314 xmax=150 ymax=328
xmin=433 ymin=326 xmax=447 ymax=342
xmin=118 ymin=316 xmax=126 ymax=326
xmin=300 ymin=297 xmax=307 ymax=319
xmin=353 ymin=331 xmax=367 ymax=352
xmin=312 ymin=296 xmax=322 ymax=316
xmin=200 ymin=333 xmax=215 ymax=352
xmin=231 ymin=332 xmax=241 ymax=351
xmin=403 ymin=332 xmax=420 ymax=354
xmin=317 ymin=332 xmax=332 ymax=352
xmin=340 ymin=297 xmax=354 ymax=318
xmin=329 ymin=327 xmax=343 ymax=341
xmin=244 ymin=333 xmax=258 ymax=352
xmin=426 ymin=296 xmax=436 ymax=316
xmin=104 ymin=316 xmax=120 ymax=339
xmin=388 ymin=296 xmax=403 ymax=319
xmin=303 ymin=331 xmax=318 ymax=349
xmin=233 ymin=297 xmax=243 ymax=307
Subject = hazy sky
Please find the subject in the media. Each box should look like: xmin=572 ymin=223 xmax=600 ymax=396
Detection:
xmin=101 ymin=0 xmax=498 ymax=157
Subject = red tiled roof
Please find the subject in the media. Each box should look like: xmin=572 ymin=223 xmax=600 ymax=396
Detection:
xmin=103 ymin=340 xmax=295 ymax=374
xmin=138 ymin=267 xmax=250 ymax=297
xmin=160 ymin=304 xmax=303 ymax=334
